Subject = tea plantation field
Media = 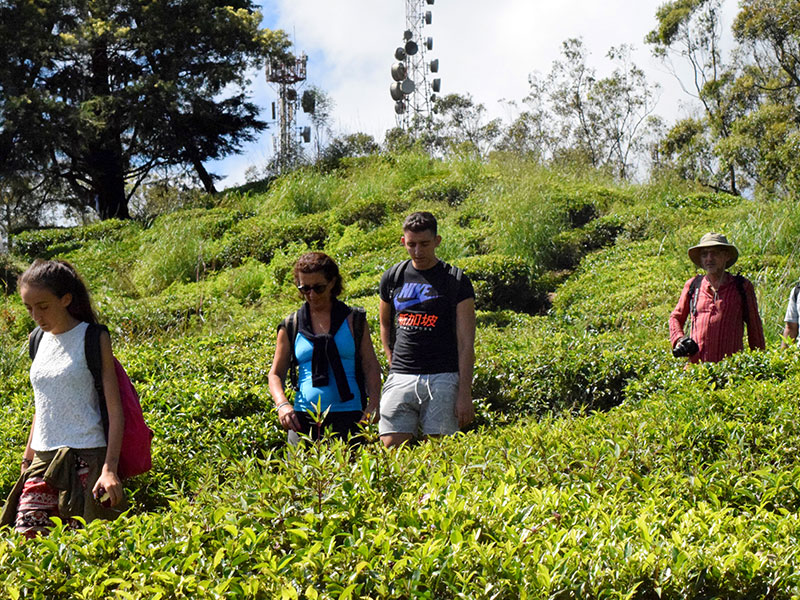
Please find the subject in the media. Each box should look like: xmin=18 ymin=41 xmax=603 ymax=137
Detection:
xmin=1 ymin=153 xmax=799 ymax=598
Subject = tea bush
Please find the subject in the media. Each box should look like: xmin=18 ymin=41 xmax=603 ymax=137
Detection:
xmin=11 ymin=219 xmax=137 ymax=259
xmin=2 ymin=152 xmax=800 ymax=597
xmin=455 ymin=254 xmax=543 ymax=313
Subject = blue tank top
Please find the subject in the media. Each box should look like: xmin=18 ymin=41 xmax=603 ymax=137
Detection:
xmin=294 ymin=320 xmax=362 ymax=414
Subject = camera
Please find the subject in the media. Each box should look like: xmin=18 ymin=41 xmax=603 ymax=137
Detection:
xmin=672 ymin=336 xmax=699 ymax=358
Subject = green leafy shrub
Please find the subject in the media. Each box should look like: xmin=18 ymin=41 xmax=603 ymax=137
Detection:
xmin=269 ymin=169 xmax=339 ymax=215
xmin=330 ymin=196 xmax=388 ymax=228
xmin=11 ymin=219 xmax=136 ymax=259
xmin=408 ymin=177 xmax=474 ymax=206
xmin=456 ymin=254 xmax=544 ymax=313
xmin=211 ymin=213 xmax=329 ymax=268
xmin=551 ymin=214 xmax=625 ymax=270
xmin=0 ymin=253 xmax=25 ymax=294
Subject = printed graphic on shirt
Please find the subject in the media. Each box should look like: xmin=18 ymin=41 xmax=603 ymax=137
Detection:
xmin=395 ymin=282 xmax=441 ymax=331
xmin=394 ymin=282 xmax=441 ymax=311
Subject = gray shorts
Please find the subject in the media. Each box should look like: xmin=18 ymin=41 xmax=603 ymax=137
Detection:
xmin=378 ymin=372 xmax=460 ymax=438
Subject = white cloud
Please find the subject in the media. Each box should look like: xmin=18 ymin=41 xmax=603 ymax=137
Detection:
xmin=212 ymin=0 xmax=738 ymax=186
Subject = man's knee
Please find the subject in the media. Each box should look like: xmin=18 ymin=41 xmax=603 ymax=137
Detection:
xmin=380 ymin=433 xmax=415 ymax=448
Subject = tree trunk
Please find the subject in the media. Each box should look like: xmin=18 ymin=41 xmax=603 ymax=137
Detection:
xmin=89 ymin=35 xmax=130 ymax=220
xmin=191 ymin=156 xmax=218 ymax=195
xmin=728 ymin=164 xmax=738 ymax=197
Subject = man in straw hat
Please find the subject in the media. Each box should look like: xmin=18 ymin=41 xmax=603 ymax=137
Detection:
xmin=669 ymin=232 xmax=764 ymax=363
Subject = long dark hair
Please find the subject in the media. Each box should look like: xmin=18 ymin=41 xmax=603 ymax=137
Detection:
xmin=18 ymin=259 xmax=98 ymax=324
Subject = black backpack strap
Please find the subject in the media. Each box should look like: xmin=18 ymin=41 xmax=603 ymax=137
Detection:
xmin=85 ymin=323 xmax=110 ymax=434
xmin=28 ymin=326 xmax=44 ymax=360
xmin=688 ymin=275 xmax=704 ymax=318
xmin=386 ymin=260 xmax=411 ymax=352
xmin=351 ymin=306 xmax=368 ymax=410
xmin=733 ymin=274 xmax=750 ymax=326
xmin=278 ymin=311 xmax=300 ymax=391
xmin=447 ymin=264 xmax=464 ymax=308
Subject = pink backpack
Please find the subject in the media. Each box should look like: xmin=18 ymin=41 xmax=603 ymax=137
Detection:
xmin=30 ymin=324 xmax=153 ymax=479
xmin=108 ymin=357 xmax=153 ymax=479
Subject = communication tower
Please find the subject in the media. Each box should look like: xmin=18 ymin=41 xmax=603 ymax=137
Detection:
xmin=390 ymin=0 xmax=440 ymax=130
xmin=266 ymin=52 xmax=315 ymax=173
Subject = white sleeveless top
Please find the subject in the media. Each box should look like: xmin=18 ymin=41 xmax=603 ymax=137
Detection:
xmin=30 ymin=321 xmax=106 ymax=451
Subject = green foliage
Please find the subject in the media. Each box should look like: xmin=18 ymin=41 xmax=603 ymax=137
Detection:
xmin=3 ymin=153 xmax=800 ymax=596
xmin=0 ymin=0 xmax=289 ymax=218
xmin=211 ymin=213 xmax=329 ymax=268
xmin=0 ymin=253 xmax=24 ymax=294
xmin=11 ymin=220 xmax=137 ymax=260
xmin=456 ymin=254 xmax=543 ymax=313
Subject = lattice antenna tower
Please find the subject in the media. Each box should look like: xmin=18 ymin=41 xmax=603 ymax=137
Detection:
xmin=390 ymin=0 xmax=440 ymax=130
xmin=266 ymin=51 xmax=313 ymax=173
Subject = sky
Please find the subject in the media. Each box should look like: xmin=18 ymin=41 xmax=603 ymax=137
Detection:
xmin=210 ymin=0 xmax=738 ymax=187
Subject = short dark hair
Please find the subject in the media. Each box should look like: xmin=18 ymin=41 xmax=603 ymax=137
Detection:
xmin=402 ymin=211 xmax=437 ymax=236
xmin=293 ymin=252 xmax=343 ymax=298
xmin=18 ymin=259 xmax=97 ymax=323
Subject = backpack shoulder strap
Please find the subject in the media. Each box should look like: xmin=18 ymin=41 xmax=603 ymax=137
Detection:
xmin=85 ymin=322 xmax=110 ymax=433
xmin=733 ymin=274 xmax=750 ymax=326
xmin=688 ymin=275 xmax=704 ymax=317
xmin=386 ymin=260 xmax=411 ymax=303
xmin=386 ymin=260 xmax=411 ymax=352
xmin=793 ymin=282 xmax=800 ymax=304
xmin=446 ymin=264 xmax=464 ymax=307
xmin=279 ymin=311 xmax=300 ymax=391
xmin=351 ymin=306 xmax=368 ymax=410
xmin=29 ymin=326 xmax=44 ymax=360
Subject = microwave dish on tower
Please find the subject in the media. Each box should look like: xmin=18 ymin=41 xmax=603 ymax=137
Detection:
xmin=267 ymin=50 xmax=313 ymax=173
xmin=389 ymin=0 xmax=440 ymax=130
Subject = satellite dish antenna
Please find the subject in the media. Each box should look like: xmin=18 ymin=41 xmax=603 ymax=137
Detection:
xmin=394 ymin=47 xmax=407 ymax=61
xmin=391 ymin=62 xmax=407 ymax=82
xmin=432 ymin=78 xmax=441 ymax=93
xmin=390 ymin=82 xmax=404 ymax=101
xmin=301 ymin=90 xmax=316 ymax=114
xmin=403 ymin=29 xmax=413 ymax=41
xmin=395 ymin=100 xmax=405 ymax=114
xmin=431 ymin=94 xmax=438 ymax=102
xmin=425 ymin=11 xmax=432 ymax=24
xmin=401 ymin=78 xmax=415 ymax=94
xmin=426 ymin=0 xmax=434 ymax=4
xmin=429 ymin=59 xmax=439 ymax=73
xmin=404 ymin=40 xmax=418 ymax=56
xmin=301 ymin=127 xmax=311 ymax=143
xmin=426 ymin=37 xmax=433 ymax=51
xmin=286 ymin=88 xmax=297 ymax=101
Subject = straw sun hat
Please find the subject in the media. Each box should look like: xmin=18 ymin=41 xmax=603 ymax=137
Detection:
xmin=688 ymin=232 xmax=739 ymax=269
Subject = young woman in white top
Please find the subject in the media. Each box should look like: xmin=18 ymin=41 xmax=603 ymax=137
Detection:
xmin=0 ymin=259 xmax=124 ymax=536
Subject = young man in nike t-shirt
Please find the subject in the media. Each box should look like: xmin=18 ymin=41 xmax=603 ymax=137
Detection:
xmin=378 ymin=211 xmax=476 ymax=447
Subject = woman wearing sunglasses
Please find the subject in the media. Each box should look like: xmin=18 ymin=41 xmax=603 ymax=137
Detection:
xmin=268 ymin=252 xmax=382 ymax=443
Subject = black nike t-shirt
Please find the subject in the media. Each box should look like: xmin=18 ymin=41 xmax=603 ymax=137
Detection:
xmin=379 ymin=260 xmax=474 ymax=374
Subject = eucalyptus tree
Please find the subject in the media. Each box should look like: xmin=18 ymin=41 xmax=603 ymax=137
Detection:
xmin=544 ymin=39 xmax=659 ymax=179
xmin=726 ymin=0 xmax=800 ymax=196
xmin=646 ymin=0 xmax=748 ymax=194
xmin=0 ymin=0 xmax=287 ymax=219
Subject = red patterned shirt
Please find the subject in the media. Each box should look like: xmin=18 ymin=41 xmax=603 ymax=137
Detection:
xmin=669 ymin=273 xmax=765 ymax=363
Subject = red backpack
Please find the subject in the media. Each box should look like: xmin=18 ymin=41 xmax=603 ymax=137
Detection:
xmin=29 ymin=324 xmax=153 ymax=479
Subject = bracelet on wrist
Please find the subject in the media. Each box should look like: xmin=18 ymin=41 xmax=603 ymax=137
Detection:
xmin=275 ymin=401 xmax=291 ymax=412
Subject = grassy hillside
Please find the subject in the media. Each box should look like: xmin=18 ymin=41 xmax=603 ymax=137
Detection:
xmin=1 ymin=152 xmax=800 ymax=597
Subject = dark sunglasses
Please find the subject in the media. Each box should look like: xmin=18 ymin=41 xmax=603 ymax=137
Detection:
xmin=297 ymin=283 xmax=329 ymax=294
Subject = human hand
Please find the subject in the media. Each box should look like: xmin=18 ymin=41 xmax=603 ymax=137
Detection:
xmin=278 ymin=403 xmax=301 ymax=431
xmin=454 ymin=390 xmax=474 ymax=429
xmin=92 ymin=469 xmax=123 ymax=507
xmin=359 ymin=405 xmax=379 ymax=425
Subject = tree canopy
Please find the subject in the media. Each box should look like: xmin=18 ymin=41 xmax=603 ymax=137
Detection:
xmin=0 ymin=0 xmax=288 ymax=219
